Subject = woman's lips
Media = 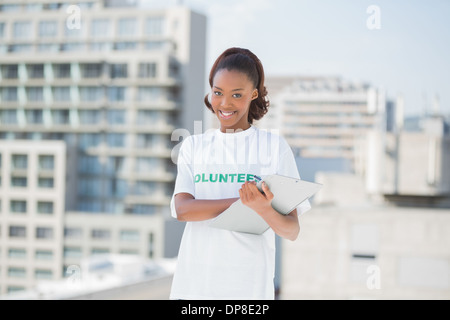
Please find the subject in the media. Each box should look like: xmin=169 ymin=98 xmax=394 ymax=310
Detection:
xmin=219 ymin=110 xmax=236 ymax=119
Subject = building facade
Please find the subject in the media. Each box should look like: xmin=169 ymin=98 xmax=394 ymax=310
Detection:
xmin=259 ymin=76 xmax=385 ymax=168
xmin=0 ymin=140 xmax=66 ymax=294
xmin=0 ymin=0 xmax=206 ymax=294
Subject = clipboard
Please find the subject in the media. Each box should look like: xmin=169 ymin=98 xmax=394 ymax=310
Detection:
xmin=209 ymin=174 xmax=322 ymax=235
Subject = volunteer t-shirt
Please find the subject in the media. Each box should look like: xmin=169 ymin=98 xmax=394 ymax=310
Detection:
xmin=170 ymin=125 xmax=310 ymax=300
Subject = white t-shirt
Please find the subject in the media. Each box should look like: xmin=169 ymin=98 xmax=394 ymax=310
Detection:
xmin=169 ymin=125 xmax=311 ymax=300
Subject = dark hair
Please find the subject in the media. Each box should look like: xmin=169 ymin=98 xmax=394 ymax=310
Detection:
xmin=204 ymin=47 xmax=269 ymax=124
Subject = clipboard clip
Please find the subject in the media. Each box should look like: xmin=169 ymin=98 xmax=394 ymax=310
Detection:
xmin=253 ymin=175 xmax=264 ymax=193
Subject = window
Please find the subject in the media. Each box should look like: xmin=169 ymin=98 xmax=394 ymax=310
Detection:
xmin=53 ymin=64 xmax=71 ymax=78
xmin=53 ymin=87 xmax=71 ymax=102
xmin=64 ymin=227 xmax=82 ymax=239
xmin=8 ymin=248 xmax=26 ymax=259
xmin=78 ymin=133 xmax=101 ymax=149
xmin=26 ymin=87 xmax=44 ymax=102
xmin=148 ymin=232 xmax=154 ymax=258
xmin=133 ymin=181 xmax=155 ymax=195
xmin=107 ymin=133 xmax=125 ymax=148
xmin=79 ymin=87 xmax=103 ymax=102
xmin=12 ymin=154 xmax=27 ymax=170
xmin=120 ymin=230 xmax=139 ymax=242
xmin=8 ymin=267 xmax=26 ymax=278
xmin=138 ymin=63 xmax=157 ymax=78
xmin=81 ymin=63 xmax=102 ymax=78
xmin=39 ymin=21 xmax=58 ymax=38
xmin=35 ymin=269 xmax=53 ymax=279
xmin=37 ymin=201 xmax=53 ymax=214
xmin=78 ymin=155 xmax=102 ymax=174
xmin=10 ymin=200 xmax=27 ymax=213
xmin=9 ymin=225 xmax=26 ymax=238
xmin=136 ymin=157 xmax=159 ymax=172
xmin=26 ymin=111 xmax=44 ymax=126
xmin=107 ymin=178 xmax=127 ymax=197
xmin=13 ymin=21 xmax=32 ymax=39
xmin=136 ymin=134 xmax=158 ymax=149
xmin=11 ymin=177 xmax=27 ymax=187
xmin=9 ymin=44 xmax=32 ymax=53
xmin=39 ymin=155 xmax=54 ymax=170
xmin=90 ymin=42 xmax=112 ymax=52
xmin=0 ymin=109 xmax=18 ymax=124
xmin=38 ymin=177 xmax=54 ymax=188
xmin=61 ymin=43 xmax=86 ymax=52
xmin=110 ymin=63 xmax=127 ymax=78
xmin=65 ymin=19 xmax=83 ymax=38
xmin=106 ymin=156 xmax=124 ymax=174
xmin=145 ymin=17 xmax=164 ymax=36
xmin=64 ymin=247 xmax=82 ymax=258
xmin=169 ymin=61 xmax=179 ymax=77
xmin=2 ymin=65 xmax=19 ymax=79
xmin=91 ymin=19 xmax=111 ymax=38
xmin=108 ymin=86 xmax=126 ymax=102
xmin=77 ymin=200 xmax=101 ymax=212
xmin=1 ymin=87 xmax=18 ymax=101
xmin=38 ymin=43 xmax=59 ymax=53
xmin=26 ymin=110 xmax=43 ymax=124
xmin=117 ymin=18 xmax=136 ymax=36
xmin=0 ymin=22 xmax=5 ymax=38
xmin=36 ymin=227 xmax=53 ymax=239
xmin=145 ymin=41 xmax=165 ymax=51
xmin=132 ymin=205 xmax=156 ymax=215
xmin=78 ymin=177 xmax=102 ymax=196
xmin=137 ymin=87 xmax=163 ymax=102
xmin=35 ymin=250 xmax=53 ymax=260
xmin=136 ymin=110 xmax=161 ymax=125
xmin=114 ymin=42 xmax=136 ymax=51
xmin=91 ymin=248 xmax=109 ymax=255
xmin=52 ymin=109 xmax=70 ymax=125
xmin=107 ymin=110 xmax=125 ymax=125
xmin=91 ymin=229 xmax=110 ymax=240
xmin=78 ymin=110 xmax=100 ymax=124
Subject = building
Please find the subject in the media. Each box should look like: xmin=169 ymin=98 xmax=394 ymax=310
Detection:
xmin=0 ymin=0 xmax=206 ymax=294
xmin=259 ymin=76 xmax=386 ymax=170
xmin=0 ymin=140 xmax=66 ymax=294
xmin=281 ymin=113 xmax=450 ymax=300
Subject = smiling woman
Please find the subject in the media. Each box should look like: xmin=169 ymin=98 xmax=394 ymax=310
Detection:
xmin=169 ymin=47 xmax=310 ymax=300
xmin=204 ymin=47 xmax=269 ymax=132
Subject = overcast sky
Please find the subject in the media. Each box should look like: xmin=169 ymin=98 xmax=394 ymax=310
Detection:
xmin=180 ymin=0 xmax=450 ymax=116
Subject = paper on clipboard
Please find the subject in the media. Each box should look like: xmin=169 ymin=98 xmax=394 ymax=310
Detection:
xmin=209 ymin=174 xmax=322 ymax=235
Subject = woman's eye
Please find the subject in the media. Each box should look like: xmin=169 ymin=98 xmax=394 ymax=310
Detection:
xmin=213 ymin=91 xmax=222 ymax=96
xmin=232 ymin=94 xmax=242 ymax=98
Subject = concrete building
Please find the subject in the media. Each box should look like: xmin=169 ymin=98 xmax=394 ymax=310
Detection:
xmin=259 ymin=76 xmax=386 ymax=168
xmin=281 ymin=113 xmax=450 ymax=300
xmin=0 ymin=140 xmax=66 ymax=294
xmin=0 ymin=0 xmax=206 ymax=294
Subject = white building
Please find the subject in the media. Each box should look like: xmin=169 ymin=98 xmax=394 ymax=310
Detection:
xmin=259 ymin=76 xmax=386 ymax=167
xmin=281 ymin=114 xmax=450 ymax=300
xmin=0 ymin=0 xmax=206 ymax=294
xmin=0 ymin=140 xmax=66 ymax=294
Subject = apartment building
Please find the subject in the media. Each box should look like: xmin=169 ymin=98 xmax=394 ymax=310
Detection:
xmin=0 ymin=0 xmax=206 ymax=294
xmin=259 ymin=76 xmax=385 ymax=167
xmin=0 ymin=140 xmax=66 ymax=294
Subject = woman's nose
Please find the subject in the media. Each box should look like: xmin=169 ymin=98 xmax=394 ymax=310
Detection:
xmin=220 ymin=96 xmax=232 ymax=107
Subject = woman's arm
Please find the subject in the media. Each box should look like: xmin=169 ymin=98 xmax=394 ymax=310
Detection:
xmin=239 ymin=181 xmax=300 ymax=241
xmin=174 ymin=193 xmax=239 ymax=222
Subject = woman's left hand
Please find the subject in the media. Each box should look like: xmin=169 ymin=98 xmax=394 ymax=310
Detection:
xmin=239 ymin=181 xmax=274 ymax=215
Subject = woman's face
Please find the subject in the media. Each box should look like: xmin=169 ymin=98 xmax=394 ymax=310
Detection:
xmin=210 ymin=68 xmax=258 ymax=133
